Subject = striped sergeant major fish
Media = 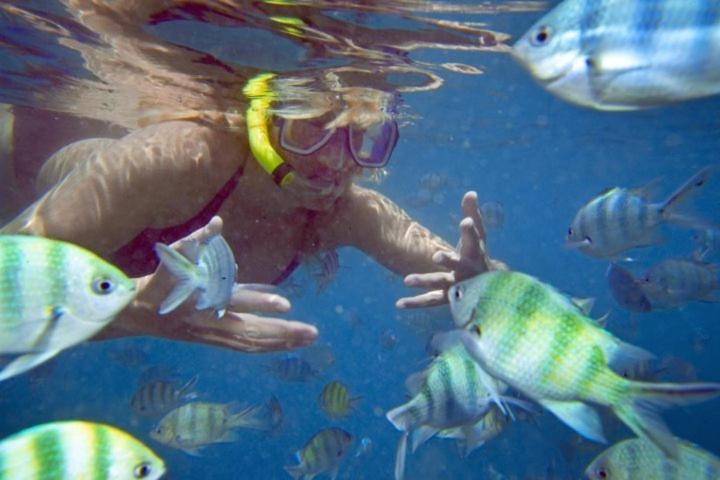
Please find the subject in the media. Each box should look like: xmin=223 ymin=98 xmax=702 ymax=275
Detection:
xmin=445 ymin=270 xmax=720 ymax=458
xmin=585 ymin=437 xmax=720 ymax=480
xmin=512 ymin=0 xmax=720 ymax=110
xmin=0 ymin=420 xmax=165 ymax=480
xmin=436 ymin=406 xmax=508 ymax=458
xmin=319 ymin=381 xmax=361 ymax=419
xmin=640 ymin=257 xmax=720 ymax=308
xmin=0 ymin=235 xmax=136 ymax=381
xmin=567 ymin=166 xmax=715 ymax=259
xmin=284 ymin=428 xmax=353 ymax=480
xmin=130 ymin=375 xmax=198 ymax=418
xmin=155 ymin=229 xmax=274 ymax=317
xmin=386 ymin=344 xmax=523 ymax=480
xmin=150 ymin=400 xmax=274 ymax=456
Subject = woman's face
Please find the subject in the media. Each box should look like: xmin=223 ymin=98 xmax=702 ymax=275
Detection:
xmin=271 ymin=121 xmax=361 ymax=211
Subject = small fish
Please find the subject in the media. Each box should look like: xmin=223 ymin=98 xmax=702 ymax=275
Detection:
xmin=585 ymin=437 xmax=720 ymax=479
xmin=266 ymin=355 xmax=320 ymax=382
xmin=0 ymin=420 xmax=165 ymax=479
xmin=108 ymin=344 xmax=149 ymax=369
xmin=512 ymin=0 xmax=720 ymax=110
xmin=268 ymin=395 xmax=284 ymax=435
xmin=419 ymin=172 xmax=449 ymax=191
xmin=640 ymin=257 xmax=720 ymax=308
xmin=607 ymin=263 xmax=652 ymax=313
xmin=150 ymin=400 xmax=272 ymax=455
xmin=386 ymin=344 xmax=522 ymax=479
xmin=319 ymin=381 xmax=361 ymax=419
xmin=131 ymin=375 xmax=198 ymax=417
xmin=480 ymin=201 xmax=505 ymax=229
xmin=284 ymin=428 xmax=353 ymax=480
xmin=0 ymin=235 xmax=136 ymax=381
xmin=154 ymin=233 xmax=236 ymax=317
xmin=567 ymin=166 xmax=714 ymax=258
xmin=446 ymin=270 xmax=720 ymax=457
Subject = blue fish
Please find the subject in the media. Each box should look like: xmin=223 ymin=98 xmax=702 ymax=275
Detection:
xmin=513 ymin=0 xmax=720 ymax=110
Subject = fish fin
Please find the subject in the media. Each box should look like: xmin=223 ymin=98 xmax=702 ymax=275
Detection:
xmin=605 ymin=338 xmax=655 ymax=377
xmin=499 ymin=395 xmax=537 ymax=417
xmin=0 ymin=350 xmax=60 ymax=382
xmin=658 ymin=166 xmax=715 ymax=215
xmin=539 ymin=399 xmax=606 ymax=444
xmin=386 ymin=402 xmax=422 ymax=432
xmin=283 ymin=465 xmax=303 ymax=480
xmin=228 ymin=403 xmax=271 ymax=430
xmin=154 ymin=243 xmax=199 ymax=314
xmin=410 ymin=426 xmax=438 ymax=453
xmin=594 ymin=313 xmax=610 ymax=328
xmin=179 ymin=238 xmax=202 ymax=264
xmin=178 ymin=374 xmax=199 ymax=400
xmin=394 ymin=432 xmax=408 ymax=480
xmin=181 ymin=447 xmax=203 ymax=457
xmin=459 ymin=422 xmax=489 ymax=457
xmin=571 ymin=297 xmax=595 ymax=316
xmin=404 ymin=371 xmax=427 ymax=395
xmin=218 ymin=430 xmax=238 ymax=443
xmin=615 ymin=380 xmax=720 ymax=458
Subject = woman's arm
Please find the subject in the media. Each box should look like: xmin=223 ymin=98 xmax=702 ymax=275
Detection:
xmin=2 ymin=120 xmax=245 ymax=256
xmin=319 ymin=186 xmax=504 ymax=307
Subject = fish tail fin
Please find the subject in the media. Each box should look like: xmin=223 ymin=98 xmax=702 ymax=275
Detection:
xmin=178 ymin=374 xmax=199 ymax=401
xmin=283 ymin=465 xmax=303 ymax=480
xmin=229 ymin=403 xmax=272 ymax=431
xmin=394 ymin=432 xmax=408 ymax=480
xmin=659 ymin=166 xmax=714 ymax=217
xmin=154 ymin=243 xmax=199 ymax=314
xmin=614 ymin=381 xmax=720 ymax=457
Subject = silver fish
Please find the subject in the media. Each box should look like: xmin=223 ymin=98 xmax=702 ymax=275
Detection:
xmin=513 ymin=0 xmax=720 ymax=110
xmin=567 ymin=166 xmax=714 ymax=258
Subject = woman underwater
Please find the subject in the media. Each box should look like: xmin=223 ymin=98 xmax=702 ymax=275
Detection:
xmin=0 ymin=0 xmax=511 ymax=353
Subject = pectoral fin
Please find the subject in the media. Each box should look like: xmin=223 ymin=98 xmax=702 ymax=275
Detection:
xmin=539 ymin=399 xmax=606 ymax=443
xmin=0 ymin=350 xmax=61 ymax=382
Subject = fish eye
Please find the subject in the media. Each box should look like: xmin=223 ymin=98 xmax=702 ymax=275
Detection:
xmin=531 ymin=25 xmax=551 ymax=46
xmin=453 ymin=286 xmax=463 ymax=301
xmin=584 ymin=235 xmax=593 ymax=244
xmin=597 ymin=469 xmax=608 ymax=479
xmin=92 ymin=277 xmax=116 ymax=295
xmin=133 ymin=462 xmax=153 ymax=479
xmin=567 ymin=227 xmax=574 ymax=237
xmin=471 ymin=324 xmax=481 ymax=337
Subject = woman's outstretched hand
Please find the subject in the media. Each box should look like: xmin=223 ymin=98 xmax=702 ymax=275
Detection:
xmin=396 ymin=191 xmax=507 ymax=309
xmin=102 ymin=216 xmax=318 ymax=352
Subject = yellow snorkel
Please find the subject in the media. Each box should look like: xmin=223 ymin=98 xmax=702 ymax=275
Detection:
xmin=243 ymin=72 xmax=295 ymax=187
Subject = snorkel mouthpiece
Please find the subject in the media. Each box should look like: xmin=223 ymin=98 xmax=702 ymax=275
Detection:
xmin=243 ymin=72 xmax=295 ymax=187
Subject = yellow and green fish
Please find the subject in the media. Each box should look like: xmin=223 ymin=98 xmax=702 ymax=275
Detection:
xmin=446 ymin=270 xmax=720 ymax=457
xmin=318 ymin=381 xmax=361 ymax=419
xmin=150 ymin=400 xmax=273 ymax=455
xmin=0 ymin=235 xmax=136 ymax=381
xmin=585 ymin=437 xmax=720 ymax=479
xmin=0 ymin=420 xmax=165 ymax=480
xmin=284 ymin=427 xmax=353 ymax=480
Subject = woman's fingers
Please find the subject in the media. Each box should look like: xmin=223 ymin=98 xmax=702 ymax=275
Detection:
xmin=185 ymin=313 xmax=317 ymax=352
xmin=230 ymin=286 xmax=291 ymax=313
xmin=404 ymin=271 xmax=455 ymax=290
xmin=396 ymin=289 xmax=446 ymax=309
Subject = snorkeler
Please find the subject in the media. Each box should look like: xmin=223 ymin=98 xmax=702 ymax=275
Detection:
xmin=2 ymin=69 xmax=503 ymax=353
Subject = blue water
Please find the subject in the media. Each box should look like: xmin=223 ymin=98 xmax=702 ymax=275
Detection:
xmin=1 ymin=1 xmax=720 ymax=479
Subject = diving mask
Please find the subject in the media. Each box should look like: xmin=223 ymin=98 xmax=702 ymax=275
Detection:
xmin=244 ymin=73 xmax=399 ymax=187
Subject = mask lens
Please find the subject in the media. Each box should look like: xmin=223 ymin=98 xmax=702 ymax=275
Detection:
xmin=349 ymin=119 xmax=398 ymax=168
xmin=280 ymin=117 xmax=335 ymax=155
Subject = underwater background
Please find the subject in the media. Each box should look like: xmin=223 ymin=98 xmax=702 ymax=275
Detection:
xmin=1 ymin=1 xmax=720 ymax=478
